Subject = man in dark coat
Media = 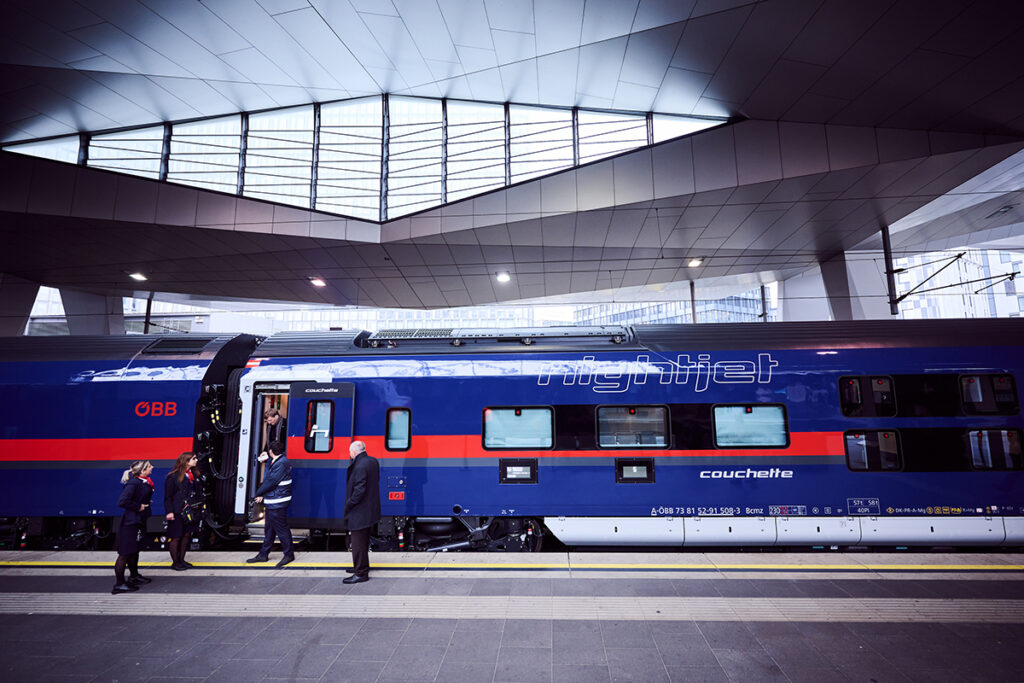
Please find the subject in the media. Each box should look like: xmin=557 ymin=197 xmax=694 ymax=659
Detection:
xmin=262 ymin=408 xmax=287 ymax=456
xmin=246 ymin=440 xmax=295 ymax=568
xmin=342 ymin=440 xmax=380 ymax=584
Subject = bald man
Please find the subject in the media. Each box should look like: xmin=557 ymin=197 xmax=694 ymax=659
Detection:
xmin=342 ymin=441 xmax=381 ymax=584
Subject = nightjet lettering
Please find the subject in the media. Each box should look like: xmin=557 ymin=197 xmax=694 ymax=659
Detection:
xmin=537 ymin=353 xmax=778 ymax=394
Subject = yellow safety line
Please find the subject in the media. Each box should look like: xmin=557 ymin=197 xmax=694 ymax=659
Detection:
xmin=1 ymin=560 xmax=1022 ymax=571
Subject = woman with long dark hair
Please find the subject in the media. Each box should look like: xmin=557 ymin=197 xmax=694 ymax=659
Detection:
xmin=113 ymin=460 xmax=154 ymax=594
xmin=164 ymin=452 xmax=201 ymax=570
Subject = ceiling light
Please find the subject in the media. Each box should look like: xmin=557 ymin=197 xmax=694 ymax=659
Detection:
xmin=984 ymin=204 xmax=1017 ymax=220
xmin=310 ymin=278 xmax=326 ymax=287
xmin=129 ymin=272 xmax=147 ymax=281
xmin=495 ymin=271 xmax=511 ymax=283
xmin=687 ymin=258 xmax=703 ymax=268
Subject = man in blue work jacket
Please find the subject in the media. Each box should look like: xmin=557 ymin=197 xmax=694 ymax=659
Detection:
xmin=246 ymin=440 xmax=295 ymax=568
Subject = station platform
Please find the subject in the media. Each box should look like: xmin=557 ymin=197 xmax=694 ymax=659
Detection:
xmin=0 ymin=551 xmax=1022 ymax=682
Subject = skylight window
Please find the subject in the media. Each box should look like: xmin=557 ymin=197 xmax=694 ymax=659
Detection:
xmin=169 ymin=115 xmax=241 ymax=194
xmin=244 ymin=105 xmax=314 ymax=209
xmin=89 ymin=126 xmax=164 ymax=180
xmin=317 ymin=97 xmax=382 ymax=221
xmin=446 ymin=100 xmax=506 ymax=203
xmin=578 ymin=110 xmax=648 ymax=164
xmin=5 ymin=96 xmax=726 ymax=221
xmin=3 ymin=136 xmax=79 ymax=164
xmin=387 ymin=96 xmax=442 ymax=218
xmin=653 ymin=114 xmax=720 ymax=144
xmin=509 ymin=105 xmax=573 ymax=184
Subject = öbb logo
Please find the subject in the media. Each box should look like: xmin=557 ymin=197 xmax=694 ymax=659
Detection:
xmin=135 ymin=401 xmax=177 ymax=417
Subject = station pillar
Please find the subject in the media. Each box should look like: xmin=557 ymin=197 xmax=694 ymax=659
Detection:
xmin=59 ymin=289 xmax=126 ymax=335
xmin=779 ymin=251 xmax=893 ymax=321
xmin=0 ymin=273 xmax=40 ymax=336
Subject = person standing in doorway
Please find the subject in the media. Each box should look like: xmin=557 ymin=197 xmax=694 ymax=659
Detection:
xmin=245 ymin=440 xmax=295 ymax=568
xmin=262 ymin=408 xmax=287 ymax=456
xmin=343 ymin=440 xmax=380 ymax=584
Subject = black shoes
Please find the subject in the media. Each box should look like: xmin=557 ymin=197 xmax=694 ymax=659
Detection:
xmin=342 ymin=574 xmax=369 ymax=584
xmin=171 ymin=562 xmax=189 ymax=571
xmin=179 ymin=560 xmax=194 ymax=569
xmin=128 ymin=575 xmax=152 ymax=585
xmin=275 ymin=555 xmax=295 ymax=568
xmin=246 ymin=555 xmax=270 ymax=564
xmin=345 ymin=568 xmax=356 ymax=574
xmin=111 ymin=583 xmax=139 ymax=594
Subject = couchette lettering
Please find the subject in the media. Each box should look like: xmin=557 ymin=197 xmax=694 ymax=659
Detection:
xmin=699 ymin=468 xmax=793 ymax=479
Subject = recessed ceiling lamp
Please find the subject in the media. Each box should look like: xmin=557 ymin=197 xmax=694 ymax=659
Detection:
xmin=687 ymin=258 xmax=704 ymax=268
xmin=984 ymin=204 xmax=1017 ymax=220
xmin=495 ymin=271 xmax=511 ymax=283
xmin=310 ymin=278 xmax=326 ymax=287
xmin=129 ymin=272 xmax=147 ymax=281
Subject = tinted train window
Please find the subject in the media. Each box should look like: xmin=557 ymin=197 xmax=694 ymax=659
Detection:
xmin=483 ymin=407 xmax=553 ymax=449
xmin=713 ymin=405 xmax=788 ymax=448
xmin=616 ymin=458 xmax=655 ymax=483
xmin=839 ymin=376 xmax=896 ymax=417
xmin=499 ymin=458 xmax=538 ymax=483
xmin=966 ymin=429 xmax=1022 ymax=470
xmin=385 ymin=408 xmax=411 ymax=451
xmin=597 ymin=406 xmax=668 ymax=448
xmin=845 ymin=431 xmax=901 ymax=471
xmin=304 ymin=400 xmax=334 ymax=453
xmin=961 ymin=375 xmax=1019 ymax=415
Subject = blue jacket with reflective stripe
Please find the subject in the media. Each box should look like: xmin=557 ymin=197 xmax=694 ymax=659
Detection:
xmin=255 ymin=455 xmax=292 ymax=509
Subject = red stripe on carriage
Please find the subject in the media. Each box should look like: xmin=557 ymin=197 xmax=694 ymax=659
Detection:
xmin=285 ymin=432 xmax=844 ymax=461
xmin=0 ymin=437 xmax=194 ymax=462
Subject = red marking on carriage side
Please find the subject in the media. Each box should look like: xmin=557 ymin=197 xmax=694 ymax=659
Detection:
xmin=135 ymin=402 xmax=177 ymax=417
xmin=388 ymin=491 xmax=405 ymax=500
xmin=0 ymin=437 xmax=193 ymax=462
xmin=286 ymin=432 xmax=845 ymax=461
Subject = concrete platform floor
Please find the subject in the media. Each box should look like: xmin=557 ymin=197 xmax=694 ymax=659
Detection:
xmin=0 ymin=551 xmax=1021 ymax=682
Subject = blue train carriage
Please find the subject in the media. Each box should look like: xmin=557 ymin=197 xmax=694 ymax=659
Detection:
xmin=234 ymin=320 xmax=1024 ymax=550
xmin=0 ymin=334 xmax=260 ymax=548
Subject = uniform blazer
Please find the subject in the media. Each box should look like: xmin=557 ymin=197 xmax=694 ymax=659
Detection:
xmin=164 ymin=470 xmax=199 ymax=516
xmin=344 ymin=452 xmax=381 ymax=531
xmin=118 ymin=478 xmax=153 ymax=526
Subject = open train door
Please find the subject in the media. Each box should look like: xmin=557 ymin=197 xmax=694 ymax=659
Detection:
xmin=286 ymin=382 xmax=355 ymax=528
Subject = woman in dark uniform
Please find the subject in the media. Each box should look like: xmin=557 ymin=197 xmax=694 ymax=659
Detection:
xmin=113 ymin=460 xmax=154 ymax=594
xmin=164 ymin=452 xmax=201 ymax=571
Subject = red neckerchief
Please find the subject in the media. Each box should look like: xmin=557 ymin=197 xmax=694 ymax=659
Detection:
xmin=186 ymin=470 xmax=195 ymax=483
xmin=138 ymin=476 xmax=154 ymax=488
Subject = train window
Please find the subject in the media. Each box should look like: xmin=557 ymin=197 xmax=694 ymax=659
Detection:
xmin=712 ymin=405 xmax=788 ymax=448
xmin=845 ymin=431 xmax=901 ymax=471
xmin=483 ymin=407 xmax=553 ymax=449
xmin=616 ymin=458 xmax=655 ymax=483
xmin=839 ymin=376 xmax=896 ymax=417
xmin=385 ymin=408 xmax=411 ymax=451
xmin=499 ymin=458 xmax=538 ymax=484
xmin=961 ymin=375 xmax=1019 ymax=415
xmin=596 ymin=406 xmax=669 ymax=448
xmin=966 ymin=429 xmax=1022 ymax=470
xmin=304 ymin=400 xmax=334 ymax=453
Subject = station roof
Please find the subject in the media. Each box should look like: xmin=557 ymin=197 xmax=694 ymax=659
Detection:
xmin=2 ymin=1 xmax=1024 ymax=307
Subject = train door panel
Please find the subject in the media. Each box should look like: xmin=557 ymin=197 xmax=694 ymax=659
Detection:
xmin=249 ymin=383 xmax=290 ymax=502
xmin=287 ymin=382 xmax=355 ymax=525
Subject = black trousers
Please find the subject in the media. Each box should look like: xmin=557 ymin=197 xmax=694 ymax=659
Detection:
xmin=350 ymin=527 xmax=370 ymax=577
xmin=259 ymin=506 xmax=293 ymax=557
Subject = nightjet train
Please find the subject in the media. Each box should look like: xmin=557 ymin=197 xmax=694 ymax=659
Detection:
xmin=0 ymin=320 xmax=1021 ymax=551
